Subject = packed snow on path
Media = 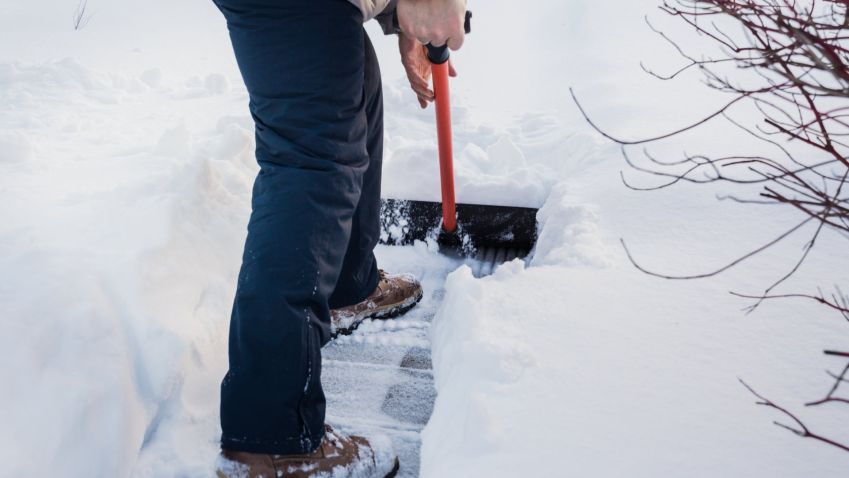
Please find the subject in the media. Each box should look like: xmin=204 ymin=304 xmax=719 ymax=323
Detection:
xmin=1 ymin=0 xmax=848 ymax=477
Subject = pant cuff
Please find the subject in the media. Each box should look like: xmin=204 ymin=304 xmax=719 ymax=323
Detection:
xmin=221 ymin=427 xmax=326 ymax=455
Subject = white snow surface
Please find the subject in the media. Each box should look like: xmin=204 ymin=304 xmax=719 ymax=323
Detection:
xmin=1 ymin=0 xmax=848 ymax=477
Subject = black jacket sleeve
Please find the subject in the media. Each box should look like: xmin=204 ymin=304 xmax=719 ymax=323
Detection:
xmin=374 ymin=0 xmax=399 ymax=35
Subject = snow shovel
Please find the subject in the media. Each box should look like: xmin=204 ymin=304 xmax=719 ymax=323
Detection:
xmin=380 ymin=12 xmax=539 ymax=274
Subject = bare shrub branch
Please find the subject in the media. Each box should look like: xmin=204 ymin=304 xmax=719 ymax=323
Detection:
xmin=574 ymin=0 xmax=849 ymax=314
xmin=573 ymin=0 xmax=849 ymax=454
xmin=73 ymin=0 xmax=92 ymax=31
xmin=740 ymin=379 xmax=849 ymax=453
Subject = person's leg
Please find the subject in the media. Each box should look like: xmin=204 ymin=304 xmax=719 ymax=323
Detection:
xmin=214 ymin=0 xmax=368 ymax=454
xmin=328 ymin=33 xmax=384 ymax=309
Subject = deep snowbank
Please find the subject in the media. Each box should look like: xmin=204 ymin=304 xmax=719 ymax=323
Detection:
xmin=423 ymin=235 xmax=849 ymax=477
xmin=418 ymin=104 xmax=849 ymax=477
xmin=418 ymin=97 xmax=849 ymax=478
xmin=0 ymin=55 xmax=255 ymax=476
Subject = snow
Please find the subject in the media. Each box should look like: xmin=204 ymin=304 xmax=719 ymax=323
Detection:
xmin=2 ymin=0 xmax=848 ymax=477
xmin=424 ymin=248 xmax=849 ymax=477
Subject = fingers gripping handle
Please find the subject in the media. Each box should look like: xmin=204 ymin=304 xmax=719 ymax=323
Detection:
xmin=425 ymin=11 xmax=472 ymax=64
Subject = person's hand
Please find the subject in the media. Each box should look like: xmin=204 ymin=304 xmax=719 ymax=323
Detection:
xmin=399 ymin=32 xmax=457 ymax=109
xmin=396 ymin=0 xmax=467 ymax=50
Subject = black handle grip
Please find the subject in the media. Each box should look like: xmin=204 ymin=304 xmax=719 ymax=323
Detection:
xmin=426 ymin=44 xmax=451 ymax=65
xmin=425 ymin=11 xmax=472 ymax=64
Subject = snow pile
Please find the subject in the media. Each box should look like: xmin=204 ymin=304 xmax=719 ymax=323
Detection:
xmin=531 ymin=183 xmax=611 ymax=268
xmin=422 ymin=168 xmax=849 ymax=476
xmin=0 ymin=53 xmax=255 ymax=476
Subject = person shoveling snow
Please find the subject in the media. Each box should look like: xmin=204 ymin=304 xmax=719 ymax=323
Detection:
xmin=211 ymin=0 xmax=467 ymax=476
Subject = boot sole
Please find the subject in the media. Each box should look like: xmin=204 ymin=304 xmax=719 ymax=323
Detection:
xmin=331 ymin=286 xmax=424 ymax=339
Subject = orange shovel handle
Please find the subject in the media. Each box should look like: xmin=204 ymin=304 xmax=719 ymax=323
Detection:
xmin=424 ymin=12 xmax=471 ymax=234
xmin=430 ymin=59 xmax=457 ymax=233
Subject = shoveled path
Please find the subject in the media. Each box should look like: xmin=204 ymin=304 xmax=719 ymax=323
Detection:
xmin=321 ymin=241 xmax=491 ymax=478
xmin=321 ymin=275 xmax=446 ymax=478
xmin=321 ymin=245 xmax=513 ymax=477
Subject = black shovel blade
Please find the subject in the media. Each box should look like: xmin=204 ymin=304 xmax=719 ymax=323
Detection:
xmin=379 ymin=199 xmax=538 ymax=253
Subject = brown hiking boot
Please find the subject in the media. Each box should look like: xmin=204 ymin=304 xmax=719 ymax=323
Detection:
xmin=216 ymin=425 xmax=399 ymax=478
xmin=331 ymin=270 xmax=423 ymax=336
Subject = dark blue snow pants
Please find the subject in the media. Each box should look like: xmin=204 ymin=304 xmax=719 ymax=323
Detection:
xmin=213 ymin=0 xmax=383 ymax=454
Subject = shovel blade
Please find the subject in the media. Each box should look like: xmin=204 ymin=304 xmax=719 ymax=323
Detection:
xmin=379 ymin=199 xmax=538 ymax=254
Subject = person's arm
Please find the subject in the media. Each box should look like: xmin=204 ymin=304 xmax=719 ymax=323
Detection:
xmin=398 ymin=32 xmax=457 ymax=108
xmin=379 ymin=0 xmax=465 ymax=108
